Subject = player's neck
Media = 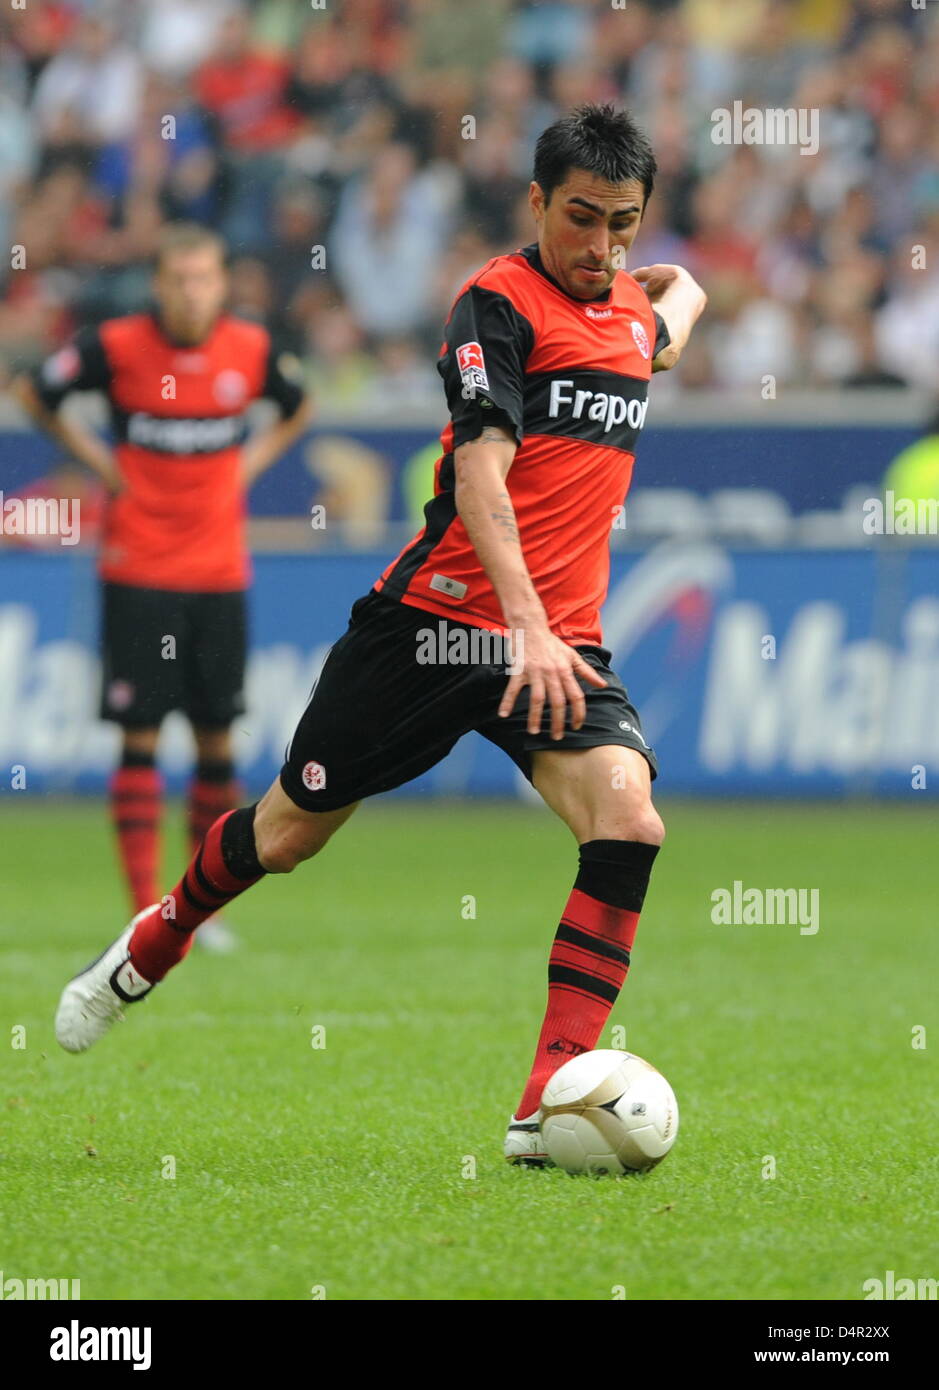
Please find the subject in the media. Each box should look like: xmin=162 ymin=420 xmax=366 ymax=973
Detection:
xmin=151 ymin=308 xmax=220 ymax=349
xmin=525 ymin=242 xmax=612 ymax=305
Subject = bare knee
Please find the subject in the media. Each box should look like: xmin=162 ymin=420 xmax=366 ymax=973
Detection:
xmin=123 ymin=727 xmax=159 ymax=759
xmin=627 ymin=801 xmax=666 ymax=846
xmin=192 ymin=724 xmax=232 ymax=764
xmin=607 ymin=754 xmax=665 ymax=845
xmin=595 ymin=794 xmax=665 ymax=847
xmin=535 ymin=746 xmax=664 ymax=848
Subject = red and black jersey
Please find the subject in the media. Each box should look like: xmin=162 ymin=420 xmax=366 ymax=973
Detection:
xmin=33 ymin=313 xmax=304 ymax=592
xmin=376 ymin=242 xmax=669 ymax=647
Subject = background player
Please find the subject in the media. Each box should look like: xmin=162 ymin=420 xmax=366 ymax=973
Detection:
xmin=54 ymin=107 xmax=705 ymax=1163
xmin=15 ymin=224 xmax=312 ymax=951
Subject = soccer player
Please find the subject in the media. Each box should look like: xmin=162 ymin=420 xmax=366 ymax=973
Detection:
xmin=54 ymin=107 xmax=705 ymax=1164
xmin=15 ymin=224 xmax=312 ymax=951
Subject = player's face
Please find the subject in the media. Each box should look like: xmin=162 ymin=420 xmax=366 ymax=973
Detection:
xmin=530 ymin=171 xmax=646 ymax=299
xmin=154 ymin=248 xmax=229 ymax=344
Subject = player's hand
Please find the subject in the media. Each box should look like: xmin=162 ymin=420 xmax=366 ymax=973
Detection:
xmin=91 ymin=448 xmax=122 ymax=497
xmin=631 ymin=264 xmax=706 ymax=372
xmin=498 ymin=622 xmax=607 ymax=741
xmin=630 ymin=263 xmax=683 ymax=300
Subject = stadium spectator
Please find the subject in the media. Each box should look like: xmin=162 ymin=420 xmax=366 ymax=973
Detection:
xmin=875 ymin=238 xmax=939 ymax=391
xmin=0 ymin=82 xmax=37 ymax=267
xmin=194 ymin=6 xmax=298 ymax=154
xmin=31 ymin=11 xmax=141 ymax=148
xmin=329 ymin=142 xmax=454 ymax=341
xmin=194 ymin=4 xmax=299 ymax=250
xmin=304 ymin=304 xmax=378 ymax=410
xmin=138 ymin=0 xmax=233 ymax=80
xmin=1 ymin=0 xmax=937 ymax=398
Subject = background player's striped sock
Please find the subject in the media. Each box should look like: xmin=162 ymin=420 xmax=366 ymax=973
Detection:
xmin=109 ymin=751 xmax=163 ymax=914
xmin=129 ymin=805 xmax=266 ymax=981
xmin=186 ymin=758 xmax=242 ymax=859
xmin=514 ymin=839 xmax=660 ymax=1120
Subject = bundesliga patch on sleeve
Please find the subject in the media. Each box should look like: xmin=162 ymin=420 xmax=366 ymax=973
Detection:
xmin=456 ymin=341 xmax=490 ymax=395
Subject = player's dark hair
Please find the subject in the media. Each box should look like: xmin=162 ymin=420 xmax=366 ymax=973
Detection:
xmin=533 ymin=103 xmax=656 ymax=208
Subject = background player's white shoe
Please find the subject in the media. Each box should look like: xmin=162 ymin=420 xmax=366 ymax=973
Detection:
xmin=195 ymin=915 xmax=238 ymax=953
xmin=503 ymin=1110 xmax=555 ymax=1166
xmin=55 ymin=910 xmax=155 ymax=1053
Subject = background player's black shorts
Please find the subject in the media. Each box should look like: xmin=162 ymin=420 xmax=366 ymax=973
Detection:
xmin=100 ymin=581 xmax=247 ymax=728
xmin=280 ymin=589 xmax=657 ymax=812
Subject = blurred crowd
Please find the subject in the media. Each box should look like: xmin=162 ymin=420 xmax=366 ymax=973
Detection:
xmin=1 ymin=0 xmax=938 ymax=409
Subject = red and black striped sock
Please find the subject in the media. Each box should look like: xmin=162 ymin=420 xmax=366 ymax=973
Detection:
xmin=129 ymin=805 xmax=266 ymax=982
xmin=186 ymin=758 xmax=242 ymax=860
xmin=109 ymin=751 xmax=163 ymax=914
xmin=515 ymin=839 xmax=660 ymax=1119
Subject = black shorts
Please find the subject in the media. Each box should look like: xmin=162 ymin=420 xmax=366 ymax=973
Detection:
xmin=100 ymin=581 xmax=247 ymax=729
xmin=280 ymin=589 xmax=657 ymax=812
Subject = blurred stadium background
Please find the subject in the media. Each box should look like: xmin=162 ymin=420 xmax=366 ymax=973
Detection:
xmin=2 ymin=0 xmax=938 ymax=801
xmin=4 ymin=3 xmax=938 ymax=1308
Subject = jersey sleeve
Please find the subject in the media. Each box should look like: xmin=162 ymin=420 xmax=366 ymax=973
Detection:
xmin=437 ymin=285 xmax=534 ymax=449
xmin=261 ymin=340 xmax=306 ymax=418
xmin=652 ymin=310 xmax=671 ymax=358
xmin=32 ymin=327 xmax=111 ymax=409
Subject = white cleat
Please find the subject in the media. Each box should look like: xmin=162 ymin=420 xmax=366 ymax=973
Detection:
xmin=195 ymin=915 xmax=239 ymax=954
xmin=55 ymin=909 xmax=156 ymax=1053
xmin=503 ymin=1110 xmax=555 ymax=1167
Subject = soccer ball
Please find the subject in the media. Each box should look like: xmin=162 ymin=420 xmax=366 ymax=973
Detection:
xmin=539 ymin=1049 xmax=679 ymax=1176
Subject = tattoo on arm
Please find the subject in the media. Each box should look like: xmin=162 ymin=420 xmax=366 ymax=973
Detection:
xmin=490 ymin=489 xmax=520 ymax=545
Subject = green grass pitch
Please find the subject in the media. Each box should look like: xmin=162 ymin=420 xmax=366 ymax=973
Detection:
xmin=1 ymin=797 xmax=936 ymax=1301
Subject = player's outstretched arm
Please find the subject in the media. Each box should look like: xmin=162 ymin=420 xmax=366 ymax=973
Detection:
xmin=240 ymin=392 xmax=314 ymax=488
xmin=453 ymin=424 xmax=606 ymax=741
xmin=631 ymin=263 xmax=707 ymax=373
xmin=10 ymin=373 xmax=122 ymax=493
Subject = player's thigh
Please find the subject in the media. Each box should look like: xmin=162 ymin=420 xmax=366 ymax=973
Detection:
xmin=279 ymin=590 xmax=485 ymax=813
xmin=479 ymin=647 xmax=661 ymax=838
xmin=184 ymin=590 xmax=247 ymax=726
xmin=99 ymin=581 xmax=184 ymax=726
xmin=254 ymin=777 xmax=359 ymax=872
xmin=532 ymin=744 xmax=664 ymax=846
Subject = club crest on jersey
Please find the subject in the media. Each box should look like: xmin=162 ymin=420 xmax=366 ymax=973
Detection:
xmin=106 ymin=679 xmax=134 ymax=711
xmin=455 ymin=341 xmax=490 ymax=394
xmin=631 ymin=320 xmax=651 ymax=359
xmin=302 ymin=760 xmax=326 ymax=791
xmin=213 ymin=369 xmax=249 ymax=408
xmin=41 ymin=344 xmax=81 ymax=387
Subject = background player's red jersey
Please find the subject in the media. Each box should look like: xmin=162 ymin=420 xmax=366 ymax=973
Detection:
xmin=34 ymin=313 xmax=303 ymax=592
xmin=376 ymin=243 xmax=670 ymax=646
